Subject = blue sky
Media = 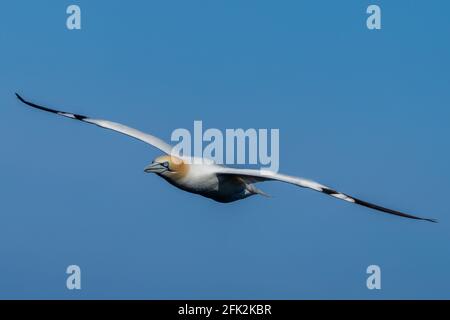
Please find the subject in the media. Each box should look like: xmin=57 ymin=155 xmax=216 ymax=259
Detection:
xmin=1 ymin=0 xmax=449 ymax=299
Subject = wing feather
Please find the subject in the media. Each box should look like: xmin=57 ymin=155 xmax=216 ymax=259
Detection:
xmin=16 ymin=93 xmax=173 ymax=155
xmin=215 ymin=167 xmax=437 ymax=223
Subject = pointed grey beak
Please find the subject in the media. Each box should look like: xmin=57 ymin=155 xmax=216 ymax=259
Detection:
xmin=144 ymin=162 xmax=167 ymax=174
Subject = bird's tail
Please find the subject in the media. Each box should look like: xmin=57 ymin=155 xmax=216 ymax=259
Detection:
xmin=246 ymin=184 xmax=271 ymax=198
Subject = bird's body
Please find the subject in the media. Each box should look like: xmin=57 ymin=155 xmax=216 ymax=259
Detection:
xmin=15 ymin=93 xmax=437 ymax=223
xmin=149 ymin=157 xmax=257 ymax=203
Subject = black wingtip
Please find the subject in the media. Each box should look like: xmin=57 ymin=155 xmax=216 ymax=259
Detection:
xmin=15 ymin=92 xmax=90 ymax=122
xmin=15 ymin=92 xmax=25 ymax=102
xmin=15 ymin=92 xmax=62 ymax=115
xmin=351 ymin=197 xmax=438 ymax=224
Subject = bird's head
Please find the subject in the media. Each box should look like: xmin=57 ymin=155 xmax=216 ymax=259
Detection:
xmin=144 ymin=155 xmax=188 ymax=178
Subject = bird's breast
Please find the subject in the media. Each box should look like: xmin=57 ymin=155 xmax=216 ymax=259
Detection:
xmin=163 ymin=164 xmax=220 ymax=193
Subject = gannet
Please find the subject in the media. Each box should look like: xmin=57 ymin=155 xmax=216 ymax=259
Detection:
xmin=15 ymin=93 xmax=436 ymax=223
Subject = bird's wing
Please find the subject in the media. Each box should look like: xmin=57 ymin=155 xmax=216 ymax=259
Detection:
xmin=215 ymin=167 xmax=437 ymax=222
xmin=15 ymin=93 xmax=173 ymax=155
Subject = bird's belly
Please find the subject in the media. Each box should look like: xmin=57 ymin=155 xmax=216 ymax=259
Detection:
xmin=164 ymin=172 xmax=250 ymax=203
xmin=163 ymin=172 xmax=218 ymax=194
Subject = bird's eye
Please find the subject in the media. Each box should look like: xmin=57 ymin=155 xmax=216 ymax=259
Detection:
xmin=162 ymin=161 xmax=170 ymax=169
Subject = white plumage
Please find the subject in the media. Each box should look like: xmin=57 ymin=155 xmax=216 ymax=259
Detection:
xmin=15 ymin=93 xmax=436 ymax=223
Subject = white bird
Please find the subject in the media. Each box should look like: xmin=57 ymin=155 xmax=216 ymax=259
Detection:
xmin=15 ymin=93 xmax=436 ymax=223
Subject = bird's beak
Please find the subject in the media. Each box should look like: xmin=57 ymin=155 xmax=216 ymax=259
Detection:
xmin=144 ymin=162 xmax=167 ymax=174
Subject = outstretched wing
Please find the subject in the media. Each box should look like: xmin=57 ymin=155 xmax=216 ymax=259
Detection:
xmin=215 ymin=167 xmax=437 ymax=223
xmin=15 ymin=93 xmax=173 ymax=155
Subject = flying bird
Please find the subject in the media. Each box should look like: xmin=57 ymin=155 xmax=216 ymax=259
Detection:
xmin=15 ymin=93 xmax=436 ymax=223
